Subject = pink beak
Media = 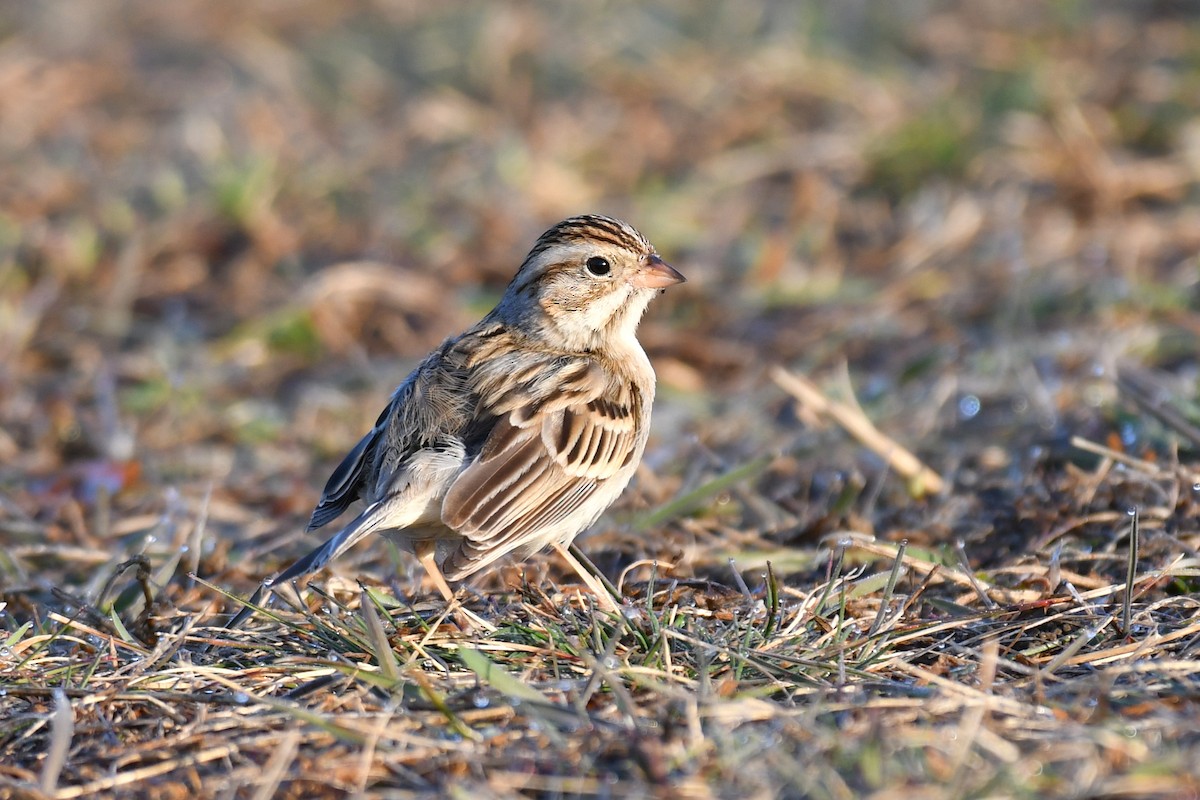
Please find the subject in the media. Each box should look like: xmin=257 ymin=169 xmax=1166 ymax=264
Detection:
xmin=630 ymin=254 xmax=686 ymax=289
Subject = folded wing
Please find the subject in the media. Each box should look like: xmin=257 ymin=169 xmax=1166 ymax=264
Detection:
xmin=441 ymin=358 xmax=640 ymax=578
xmin=305 ymin=380 xmax=410 ymax=531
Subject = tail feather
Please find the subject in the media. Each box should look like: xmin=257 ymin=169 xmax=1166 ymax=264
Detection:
xmin=219 ymin=581 xmax=272 ymax=635
xmin=215 ymin=501 xmax=391 ymax=639
xmin=275 ymin=503 xmax=385 ymax=585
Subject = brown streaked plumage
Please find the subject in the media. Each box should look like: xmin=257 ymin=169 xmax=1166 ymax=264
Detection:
xmin=228 ymin=215 xmax=683 ymax=626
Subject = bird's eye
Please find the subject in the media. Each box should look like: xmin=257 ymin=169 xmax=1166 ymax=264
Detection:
xmin=585 ymin=256 xmax=611 ymax=276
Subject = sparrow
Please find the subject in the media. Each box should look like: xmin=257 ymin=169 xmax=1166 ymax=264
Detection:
xmin=232 ymin=214 xmax=684 ymax=623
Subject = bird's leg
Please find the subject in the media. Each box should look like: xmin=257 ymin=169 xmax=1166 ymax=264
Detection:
xmin=551 ymin=542 xmax=622 ymax=614
xmin=415 ymin=540 xmax=455 ymax=602
xmin=415 ymin=541 xmax=497 ymax=632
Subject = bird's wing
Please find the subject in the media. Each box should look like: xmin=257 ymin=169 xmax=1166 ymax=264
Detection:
xmin=305 ymin=379 xmax=411 ymax=531
xmin=279 ymin=441 xmax=466 ymax=588
xmin=441 ymin=358 xmax=641 ymax=577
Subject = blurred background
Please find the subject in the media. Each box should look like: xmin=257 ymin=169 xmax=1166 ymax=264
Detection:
xmin=1 ymin=0 xmax=1198 ymax=592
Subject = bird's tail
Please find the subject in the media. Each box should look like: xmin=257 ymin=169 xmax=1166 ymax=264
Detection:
xmin=273 ymin=507 xmax=380 ymax=585
xmin=219 ymin=503 xmax=387 ymax=634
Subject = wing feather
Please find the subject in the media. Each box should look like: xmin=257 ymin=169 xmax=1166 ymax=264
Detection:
xmin=305 ymin=377 xmax=412 ymax=531
xmin=441 ymin=356 xmax=643 ymax=577
xmin=306 ymin=426 xmax=380 ymax=530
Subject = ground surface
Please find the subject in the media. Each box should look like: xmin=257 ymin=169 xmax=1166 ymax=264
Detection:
xmin=2 ymin=2 xmax=1200 ymax=798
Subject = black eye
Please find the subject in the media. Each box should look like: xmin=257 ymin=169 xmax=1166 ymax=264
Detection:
xmin=585 ymin=256 xmax=611 ymax=276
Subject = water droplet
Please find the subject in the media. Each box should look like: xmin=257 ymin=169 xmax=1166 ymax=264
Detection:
xmin=262 ymin=577 xmax=275 ymax=587
xmin=1120 ymin=422 xmax=1137 ymax=447
xmin=472 ymin=694 xmax=490 ymax=709
xmin=603 ymin=656 xmax=621 ymax=670
xmin=1127 ymin=507 xmax=1137 ymax=516
xmin=958 ymin=395 xmax=981 ymax=420
xmin=1192 ymin=483 xmax=1200 ymax=492
xmin=233 ymin=692 xmax=249 ymax=704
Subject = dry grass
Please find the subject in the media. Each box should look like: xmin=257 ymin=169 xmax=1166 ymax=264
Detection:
xmin=3 ymin=2 xmax=1200 ymax=797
